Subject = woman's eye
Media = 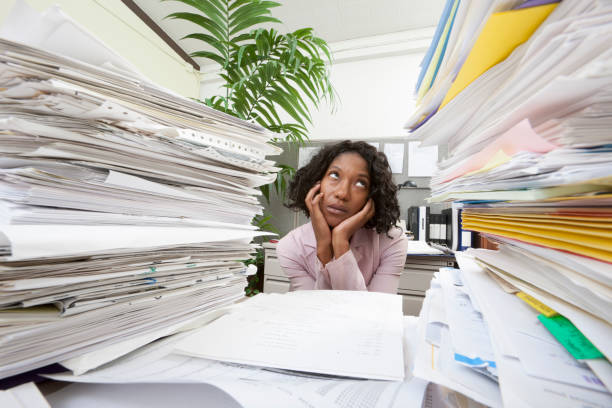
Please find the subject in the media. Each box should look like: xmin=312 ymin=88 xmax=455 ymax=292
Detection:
xmin=356 ymin=180 xmax=367 ymax=188
xmin=329 ymin=172 xmax=339 ymax=180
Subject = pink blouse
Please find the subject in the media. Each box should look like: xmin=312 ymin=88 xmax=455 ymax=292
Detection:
xmin=276 ymin=222 xmax=408 ymax=294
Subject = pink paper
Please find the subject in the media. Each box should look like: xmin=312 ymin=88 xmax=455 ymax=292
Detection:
xmin=444 ymin=119 xmax=557 ymax=182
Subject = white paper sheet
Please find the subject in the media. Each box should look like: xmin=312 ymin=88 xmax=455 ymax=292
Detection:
xmin=408 ymin=142 xmax=438 ymax=177
xmin=47 ymin=383 xmax=241 ymax=408
xmin=0 ymin=382 xmax=51 ymax=408
xmin=175 ymin=290 xmax=405 ymax=381
xmin=407 ymin=240 xmax=444 ymax=255
xmin=298 ymin=146 xmax=320 ymax=169
xmin=384 ymin=143 xmax=405 ymax=174
xmin=1 ymin=225 xmax=267 ymax=260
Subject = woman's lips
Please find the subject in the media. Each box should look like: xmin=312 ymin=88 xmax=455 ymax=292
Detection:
xmin=326 ymin=205 xmax=347 ymax=215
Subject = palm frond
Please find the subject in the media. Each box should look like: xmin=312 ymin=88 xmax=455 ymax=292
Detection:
xmin=167 ymin=0 xmax=337 ymax=199
xmin=166 ymin=12 xmax=226 ymax=42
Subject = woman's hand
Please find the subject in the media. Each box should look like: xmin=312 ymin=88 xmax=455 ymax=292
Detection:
xmin=305 ymin=182 xmax=333 ymax=264
xmin=332 ymin=198 xmax=375 ymax=258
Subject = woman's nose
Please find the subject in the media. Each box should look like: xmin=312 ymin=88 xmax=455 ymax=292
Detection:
xmin=334 ymin=180 xmax=350 ymax=200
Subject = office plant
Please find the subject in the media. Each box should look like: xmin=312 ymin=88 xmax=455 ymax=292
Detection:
xmin=167 ymin=0 xmax=336 ymax=294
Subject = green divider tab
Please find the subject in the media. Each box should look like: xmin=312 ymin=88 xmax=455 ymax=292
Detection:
xmin=538 ymin=314 xmax=604 ymax=360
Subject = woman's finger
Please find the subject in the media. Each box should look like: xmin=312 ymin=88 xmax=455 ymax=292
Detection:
xmin=305 ymin=183 xmax=321 ymax=210
xmin=311 ymin=192 xmax=325 ymax=216
xmin=366 ymin=199 xmax=375 ymax=219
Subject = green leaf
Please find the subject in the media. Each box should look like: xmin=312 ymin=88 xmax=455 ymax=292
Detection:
xmin=229 ymin=1 xmax=279 ymax=24
xmin=182 ymin=33 xmax=228 ymax=58
xmin=228 ymin=0 xmax=253 ymax=12
xmin=274 ymin=80 xmax=311 ymax=124
xmin=236 ymin=45 xmax=247 ymax=68
xmin=230 ymin=32 xmax=256 ymax=43
xmin=230 ymin=16 xmax=281 ymax=36
xmin=166 ymin=12 xmax=226 ymax=43
xmin=165 ymin=0 xmax=226 ymax=28
xmin=259 ymin=99 xmax=282 ymax=124
xmin=266 ymin=89 xmax=303 ymax=126
xmin=190 ymin=50 xmax=227 ymax=66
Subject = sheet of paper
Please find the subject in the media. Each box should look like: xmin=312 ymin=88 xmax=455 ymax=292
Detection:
xmin=0 ymin=0 xmax=141 ymax=77
xmin=47 ymin=383 xmax=241 ymax=408
xmin=587 ymin=359 xmax=612 ymax=394
xmin=408 ymin=142 xmax=438 ymax=177
xmin=175 ymin=290 xmax=405 ymax=381
xmin=3 ymin=382 xmax=50 ymax=408
xmin=439 ymin=271 xmax=496 ymax=371
xmin=384 ymin=143 xmax=405 ymax=174
xmin=298 ymin=146 xmax=320 ymax=169
xmin=444 ymin=119 xmax=557 ymax=182
xmin=407 ymin=240 xmax=444 ymax=255
xmin=510 ymin=330 xmax=607 ymax=393
xmin=1 ymin=225 xmax=267 ymax=260
xmin=469 ymin=247 xmax=612 ymax=323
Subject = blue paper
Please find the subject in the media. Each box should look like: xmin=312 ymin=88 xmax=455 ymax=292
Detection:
xmin=428 ymin=0 xmax=461 ymax=93
xmin=415 ymin=0 xmax=454 ymax=93
xmin=454 ymin=353 xmax=497 ymax=368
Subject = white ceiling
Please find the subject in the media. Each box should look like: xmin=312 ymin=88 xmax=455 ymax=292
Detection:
xmin=133 ymin=0 xmax=445 ymax=68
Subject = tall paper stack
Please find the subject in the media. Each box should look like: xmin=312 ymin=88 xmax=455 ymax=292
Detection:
xmin=408 ymin=0 xmax=612 ymax=406
xmin=0 ymin=3 xmax=279 ymax=379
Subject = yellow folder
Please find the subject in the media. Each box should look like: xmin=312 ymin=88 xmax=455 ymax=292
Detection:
xmin=439 ymin=3 xmax=558 ymax=109
xmin=462 ymin=223 xmax=612 ymax=263
xmin=463 ymin=213 xmax=612 ymax=230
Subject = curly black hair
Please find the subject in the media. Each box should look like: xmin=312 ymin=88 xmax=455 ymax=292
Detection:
xmin=286 ymin=140 xmax=400 ymax=235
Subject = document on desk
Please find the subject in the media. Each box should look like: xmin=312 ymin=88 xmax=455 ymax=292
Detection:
xmin=174 ymin=290 xmax=405 ymax=381
xmin=48 ymin=316 xmax=427 ymax=408
xmin=407 ymin=240 xmax=444 ymax=255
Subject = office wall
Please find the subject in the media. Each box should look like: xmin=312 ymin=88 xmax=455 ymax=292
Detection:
xmin=0 ymin=0 xmax=201 ymax=98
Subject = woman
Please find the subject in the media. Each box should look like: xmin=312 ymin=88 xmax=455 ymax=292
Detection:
xmin=277 ymin=140 xmax=407 ymax=294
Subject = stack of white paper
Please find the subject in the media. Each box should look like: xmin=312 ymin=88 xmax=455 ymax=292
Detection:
xmin=408 ymin=2 xmax=612 ymax=405
xmin=456 ymin=254 xmax=612 ymax=407
xmin=413 ymin=270 xmax=502 ymax=407
xmin=0 ymin=2 xmax=278 ymax=380
xmin=407 ymin=0 xmax=612 ymax=202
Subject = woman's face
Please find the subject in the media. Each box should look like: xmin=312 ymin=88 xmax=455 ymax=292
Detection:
xmin=319 ymin=152 xmax=371 ymax=227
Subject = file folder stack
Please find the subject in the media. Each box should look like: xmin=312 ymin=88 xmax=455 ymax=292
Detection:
xmin=408 ymin=0 xmax=612 ymax=406
xmin=0 ymin=4 xmax=279 ymax=379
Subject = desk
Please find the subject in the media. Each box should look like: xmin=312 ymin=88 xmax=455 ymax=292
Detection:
xmin=262 ymin=242 xmax=455 ymax=315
